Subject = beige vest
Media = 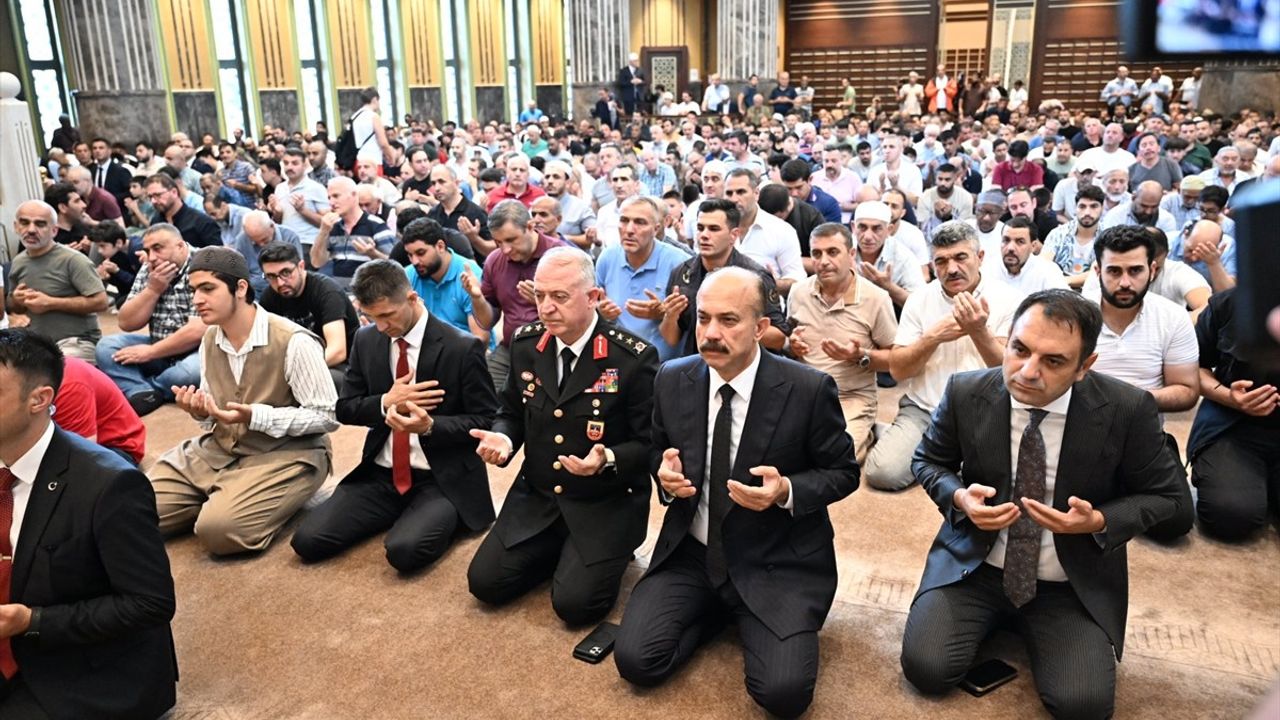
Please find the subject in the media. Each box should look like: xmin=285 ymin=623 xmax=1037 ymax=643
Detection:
xmin=199 ymin=311 xmax=328 ymax=460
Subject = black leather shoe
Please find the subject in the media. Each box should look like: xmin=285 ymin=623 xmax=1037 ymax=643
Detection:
xmin=128 ymin=390 xmax=163 ymax=417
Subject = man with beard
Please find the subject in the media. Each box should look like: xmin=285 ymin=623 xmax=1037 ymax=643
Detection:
xmin=883 ymin=189 xmax=930 ymax=275
xmin=399 ymin=146 xmax=438 ymax=208
xmin=1101 ymin=180 xmax=1178 ymax=234
xmin=1159 ymin=175 xmax=1205 ymax=229
xmin=259 ymin=242 xmax=360 ymax=390
xmin=1100 ymin=168 xmax=1132 ymax=213
xmin=968 ymin=190 xmax=1007 ymax=256
xmin=426 ymin=164 xmax=493 ymax=256
xmin=864 ymin=220 xmax=1019 ymax=491
xmin=984 ymin=216 xmax=1068 ymax=299
xmin=147 ymin=174 xmax=221 ymax=248
xmin=1044 ymin=185 xmax=1107 ymax=289
xmin=400 ymin=218 xmax=490 ymax=341
xmin=542 ymin=160 xmax=597 ymax=250
xmin=916 ymin=163 xmax=973 ymax=239
xmin=1087 ymin=226 xmax=1197 ymax=539
xmin=1081 ymin=227 xmax=1210 ymax=315
xmin=1197 ymin=146 xmax=1250 ymax=195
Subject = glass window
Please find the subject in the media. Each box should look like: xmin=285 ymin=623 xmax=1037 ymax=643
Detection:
xmin=17 ymin=0 xmax=72 ymax=146
xmin=294 ymin=0 xmax=329 ymax=129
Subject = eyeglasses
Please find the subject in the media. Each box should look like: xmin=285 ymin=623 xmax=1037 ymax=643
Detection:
xmin=263 ymin=266 xmax=297 ymax=282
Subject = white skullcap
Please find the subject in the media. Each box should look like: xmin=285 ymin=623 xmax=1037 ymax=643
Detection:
xmin=853 ymin=200 xmax=891 ymax=224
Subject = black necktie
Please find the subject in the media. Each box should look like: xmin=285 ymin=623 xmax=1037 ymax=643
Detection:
xmin=97 ymin=165 xmax=105 ymax=187
xmin=558 ymin=347 xmax=575 ymax=393
xmin=1004 ymin=408 xmax=1049 ymax=608
xmin=706 ymin=384 xmax=735 ymax=587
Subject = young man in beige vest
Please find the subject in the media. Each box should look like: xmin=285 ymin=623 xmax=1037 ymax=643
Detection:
xmin=149 ymin=247 xmax=338 ymax=555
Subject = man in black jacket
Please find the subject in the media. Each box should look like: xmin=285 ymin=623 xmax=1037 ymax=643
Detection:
xmin=0 ymin=329 xmax=176 ymax=720
xmin=468 ymin=246 xmax=658 ymax=626
xmin=900 ymin=289 xmax=1188 ymax=719
xmin=291 ymin=260 xmax=499 ymax=572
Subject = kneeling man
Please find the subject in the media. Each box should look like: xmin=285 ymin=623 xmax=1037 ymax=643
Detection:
xmin=615 ymin=267 xmax=859 ymax=719
xmin=900 ymin=289 xmax=1188 ymax=718
xmin=150 ymin=247 xmax=338 ymax=555
xmin=292 ymin=260 xmax=499 ymax=572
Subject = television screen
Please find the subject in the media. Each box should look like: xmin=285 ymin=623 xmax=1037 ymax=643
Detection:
xmin=1155 ymin=0 xmax=1280 ymax=53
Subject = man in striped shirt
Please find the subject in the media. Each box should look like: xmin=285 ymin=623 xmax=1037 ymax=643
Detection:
xmin=148 ymin=247 xmax=338 ymax=556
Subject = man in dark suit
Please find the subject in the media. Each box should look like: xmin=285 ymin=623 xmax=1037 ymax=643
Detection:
xmin=468 ymin=246 xmax=658 ymax=626
xmin=615 ymin=267 xmax=859 ymax=719
xmin=291 ymin=260 xmax=499 ymax=572
xmin=87 ymin=138 xmax=132 ymax=212
xmin=900 ymin=289 xmax=1189 ymax=719
xmin=0 ymin=329 xmax=176 ymax=720
xmin=615 ymin=53 xmax=646 ymax=116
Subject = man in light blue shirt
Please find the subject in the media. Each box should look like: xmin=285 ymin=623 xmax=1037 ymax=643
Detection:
xmin=231 ymin=210 xmax=303 ymax=294
xmin=1100 ymin=66 xmax=1138 ymax=111
xmin=637 ymin=148 xmax=678 ymax=198
xmin=400 ymin=217 xmax=490 ymax=340
xmin=595 ymin=196 xmax=690 ymax=361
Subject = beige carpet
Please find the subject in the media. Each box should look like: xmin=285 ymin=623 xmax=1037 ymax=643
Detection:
xmin=89 ymin=318 xmax=1279 ymax=719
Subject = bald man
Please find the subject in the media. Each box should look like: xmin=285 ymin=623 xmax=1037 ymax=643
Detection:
xmin=66 ymin=165 xmax=125 ymax=228
xmin=231 ymin=210 xmax=304 ymax=293
xmin=311 ymin=177 xmax=397 ymax=283
xmin=1100 ymin=180 xmax=1178 ymax=234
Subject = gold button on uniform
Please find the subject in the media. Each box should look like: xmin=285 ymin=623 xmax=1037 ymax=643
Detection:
xmin=552 ymin=461 xmax=562 ymax=470
xmin=554 ymin=434 xmax=564 ymax=444
xmin=592 ymin=399 xmax=601 ymax=407
xmin=554 ymin=485 xmax=564 ymax=494
xmin=554 ymin=409 xmax=564 ymax=418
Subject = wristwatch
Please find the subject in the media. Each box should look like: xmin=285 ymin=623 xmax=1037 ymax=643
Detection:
xmin=857 ymin=351 xmax=872 ymax=369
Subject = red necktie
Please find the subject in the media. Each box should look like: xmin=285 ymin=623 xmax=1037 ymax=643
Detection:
xmin=392 ymin=339 xmax=412 ymax=495
xmin=0 ymin=468 xmax=19 ymax=678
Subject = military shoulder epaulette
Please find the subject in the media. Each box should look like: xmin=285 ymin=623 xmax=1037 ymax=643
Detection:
xmin=512 ymin=321 xmax=546 ymax=341
xmin=603 ymin=326 xmax=649 ymax=356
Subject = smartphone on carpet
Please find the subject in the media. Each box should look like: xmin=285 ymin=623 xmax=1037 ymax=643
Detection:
xmin=960 ymin=658 xmax=1017 ymax=697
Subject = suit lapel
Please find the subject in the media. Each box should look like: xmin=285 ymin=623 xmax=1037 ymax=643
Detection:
xmin=416 ymin=315 xmax=445 ymax=384
xmin=729 ymin=351 xmax=790 ymax=482
xmin=1053 ymin=374 xmax=1111 ymax=509
xmin=371 ymin=331 xmax=394 ymax=391
xmin=679 ymin=360 xmax=710 ymax=486
xmin=975 ymin=372 xmax=1015 ymax=503
xmin=534 ymin=332 xmax=560 ymax=404
xmin=12 ymin=429 xmax=71 ymax=597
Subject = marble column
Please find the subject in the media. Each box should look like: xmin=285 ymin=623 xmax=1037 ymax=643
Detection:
xmin=716 ymin=0 xmax=778 ymax=87
xmin=57 ymin=0 xmax=171 ymax=145
xmin=565 ymin=0 xmax=630 ymax=120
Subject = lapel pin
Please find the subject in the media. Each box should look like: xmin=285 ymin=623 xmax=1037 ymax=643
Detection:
xmin=47 ymin=481 xmax=58 ymax=491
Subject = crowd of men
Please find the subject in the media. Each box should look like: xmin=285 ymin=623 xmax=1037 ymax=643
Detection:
xmin=3 ymin=63 xmax=1278 ymax=719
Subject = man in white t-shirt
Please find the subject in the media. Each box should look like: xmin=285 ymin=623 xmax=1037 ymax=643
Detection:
xmin=899 ymin=72 xmax=925 ymax=116
xmin=984 ymin=216 xmax=1068 ymax=299
xmin=864 ymin=220 xmax=1019 ymax=490
xmin=866 ymin=134 xmax=924 ymax=206
xmin=1077 ymin=123 xmax=1136 ymax=178
xmin=883 ymin=188 xmax=929 ymax=270
xmin=1089 ymin=225 xmax=1198 ymax=538
xmin=967 ymin=189 xmax=1007 ymax=256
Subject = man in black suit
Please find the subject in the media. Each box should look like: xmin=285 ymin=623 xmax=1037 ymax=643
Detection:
xmin=615 ymin=267 xmax=859 ymax=719
xmin=900 ymin=289 xmax=1189 ymax=719
xmin=87 ymin=138 xmax=132 ymax=212
xmin=615 ymin=53 xmax=646 ymax=116
xmin=468 ymin=246 xmax=658 ymax=626
xmin=291 ymin=260 xmax=499 ymax=572
xmin=0 ymin=329 xmax=176 ymax=720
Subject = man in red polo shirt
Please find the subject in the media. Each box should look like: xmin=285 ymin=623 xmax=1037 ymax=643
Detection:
xmin=992 ymin=140 xmax=1045 ymax=192
xmin=485 ymin=153 xmax=545 ymax=211
xmin=54 ymin=356 xmax=147 ymax=464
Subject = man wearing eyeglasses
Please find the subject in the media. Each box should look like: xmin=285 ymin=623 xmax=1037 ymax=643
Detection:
xmin=259 ymin=241 xmax=360 ymax=391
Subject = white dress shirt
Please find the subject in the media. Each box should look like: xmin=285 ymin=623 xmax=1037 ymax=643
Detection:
xmin=554 ymin=314 xmax=599 ymax=385
xmin=198 ymin=305 xmax=339 ymax=437
xmin=984 ymin=389 xmax=1072 ymax=582
xmin=1 ymin=421 xmax=52 ymax=554
xmin=377 ymin=307 xmax=431 ymax=470
xmin=738 ymin=210 xmax=806 ymax=282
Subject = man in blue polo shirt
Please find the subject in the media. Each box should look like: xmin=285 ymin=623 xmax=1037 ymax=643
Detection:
xmin=594 ymin=196 xmax=690 ymax=361
xmin=780 ymin=158 xmax=842 ymax=224
xmin=400 ymin=217 xmax=490 ymax=342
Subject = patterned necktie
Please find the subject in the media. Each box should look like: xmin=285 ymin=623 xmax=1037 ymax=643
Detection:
xmin=706 ymin=385 xmax=735 ymax=587
xmin=0 ymin=468 xmax=19 ymax=678
xmin=559 ymin=347 xmax=575 ymax=393
xmin=392 ymin=339 xmax=412 ymax=495
xmin=1004 ymin=408 xmax=1049 ymax=608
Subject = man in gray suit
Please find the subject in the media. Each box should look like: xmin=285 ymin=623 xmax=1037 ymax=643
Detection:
xmin=900 ymin=289 xmax=1188 ymax=719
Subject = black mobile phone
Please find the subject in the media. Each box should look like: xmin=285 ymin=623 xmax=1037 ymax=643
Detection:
xmin=572 ymin=621 xmax=619 ymax=664
xmin=959 ymin=658 xmax=1017 ymax=697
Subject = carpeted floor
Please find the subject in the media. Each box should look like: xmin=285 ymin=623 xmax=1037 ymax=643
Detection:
xmin=96 ymin=318 xmax=1279 ymax=720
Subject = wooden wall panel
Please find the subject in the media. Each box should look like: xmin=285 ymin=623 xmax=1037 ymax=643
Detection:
xmin=785 ymin=0 xmax=938 ymax=112
xmin=244 ymin=0 xmax=299 ymax=89
xmin=325 ymin=0 xmax=374 ymax=88
xmin=531 ymin=0 xmax=565 ymax=85
xmin=468 ymin=0 xmax=505 ymax=87
xmin=155 ymin=0 xmax=214 ymax=90
xmin=401 ymin=0 xmax=443 ymax=86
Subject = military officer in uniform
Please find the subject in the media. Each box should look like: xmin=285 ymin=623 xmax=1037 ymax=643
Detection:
xmin=468 ymin=246 xmax=659 ymax=626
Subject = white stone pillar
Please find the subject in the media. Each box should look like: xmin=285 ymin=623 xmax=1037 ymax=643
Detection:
xmin=0 ymin=73 xmax=43 ymax=263
xmin=716 ymin=0 xmax=779 ymax=85
xmin=565 ymin=0 xmax=630 ymax=119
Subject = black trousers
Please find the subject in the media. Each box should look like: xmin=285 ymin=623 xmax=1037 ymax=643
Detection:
xmin=615 ymin=537 xmax=820 ymax=720
xmin=1192 ymin=423 xmax=1280 ymax=541
xmin=0 ymin=677 xmax=50 ymax=720
xmin=466 ymin=516 xmax=631 ymax=627
xmin=901 ymin=563 xmax=1116 ymax=720
xmin=291 ymin=465 xmax=460 ymax=573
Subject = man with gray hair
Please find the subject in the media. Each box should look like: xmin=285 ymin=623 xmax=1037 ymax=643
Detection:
xmin=469 ymin=245 xmax=659 ymax=627
xmin=1197 ymin=146 xmax=1251 ymax=195
xmin=230 ymin=210 xmax=304 ymax=294
xmin=1100 ymin=180 xmax=1179 ymax=234
xmin=864 ymin=220 xmax=1019 ymax=490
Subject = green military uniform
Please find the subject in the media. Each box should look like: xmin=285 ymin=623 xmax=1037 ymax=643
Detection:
xmin=467 ymin=314 xmax=658 ymax=625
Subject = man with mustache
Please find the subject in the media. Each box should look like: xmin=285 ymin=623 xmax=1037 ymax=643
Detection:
xmin=1088 ymin=226 xmax=1198 ymax=539
xmin=984 ymin=216 xmax=1069 ymax=299
xmin=1044 ymin=185 xmax=1107 ymax=289
xmin=863 ymin=220 xmax=1019 ymax=491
